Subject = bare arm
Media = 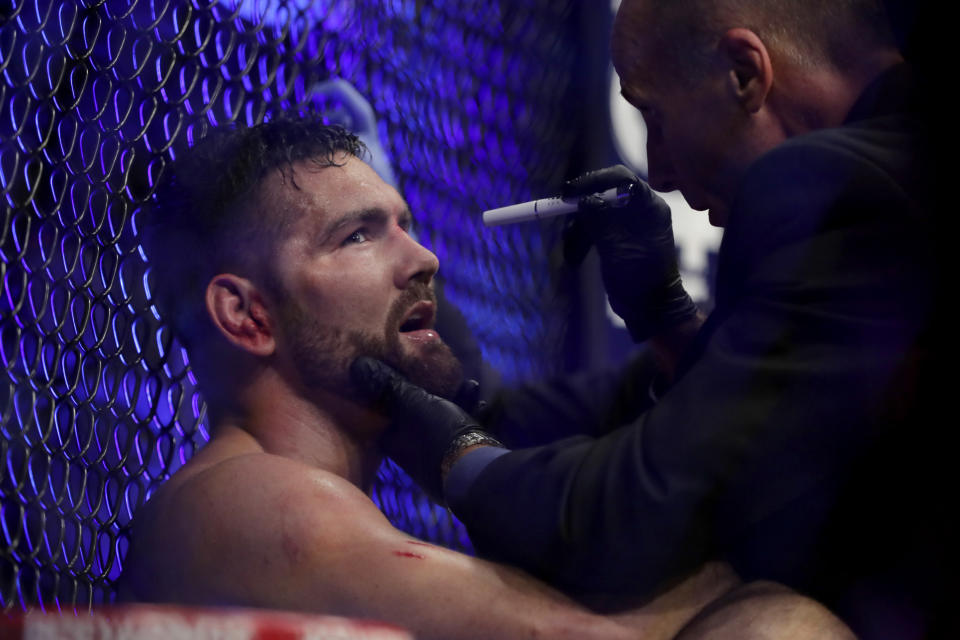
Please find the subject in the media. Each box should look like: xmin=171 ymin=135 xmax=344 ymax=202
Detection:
xmin=134 ymin=454 xmax=727 ymax=640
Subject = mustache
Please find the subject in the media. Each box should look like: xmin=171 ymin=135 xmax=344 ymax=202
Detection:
xmin=386 ymin=282 xmax=437 ymax=332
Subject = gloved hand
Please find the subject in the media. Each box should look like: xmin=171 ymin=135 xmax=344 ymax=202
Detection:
xmin=351 ymin=357 xmax=493 ymax=502
xmin=562 ymin=165 xmax=698 ymax=342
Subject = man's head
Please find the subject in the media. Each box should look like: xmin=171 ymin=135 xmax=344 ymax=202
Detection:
xmin=611 ymin=0 xmax=900 ymax=225
xmin=258 ymin=152 xmax=463 ymax=404
xmin=145 ymin=114 xmax=462 ymax=415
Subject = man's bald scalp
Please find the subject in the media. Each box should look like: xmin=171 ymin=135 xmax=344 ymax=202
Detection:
xmin=614 ymin=0 xmax=897 ymax=80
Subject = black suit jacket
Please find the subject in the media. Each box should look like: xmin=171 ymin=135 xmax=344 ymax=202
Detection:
xmin=456 ymin=65 xmax=948 ymax=634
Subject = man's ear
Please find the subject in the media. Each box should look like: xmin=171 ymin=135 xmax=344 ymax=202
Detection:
xmin=719 ymin=28 xmax=773 ymax=113
xmin=205 ymin=274 xmax=276 ymax=357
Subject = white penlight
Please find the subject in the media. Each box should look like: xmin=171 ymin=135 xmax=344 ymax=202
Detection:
xmin=482 ymin=187 xmax=630 ymax=227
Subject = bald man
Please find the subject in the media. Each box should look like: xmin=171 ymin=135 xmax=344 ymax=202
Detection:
xmin=354 ymin=2 xmax=946 ymax=637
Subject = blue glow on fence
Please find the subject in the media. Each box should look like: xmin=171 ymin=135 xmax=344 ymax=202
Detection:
xmin=2 ymin=0 xmax=577 ymax=611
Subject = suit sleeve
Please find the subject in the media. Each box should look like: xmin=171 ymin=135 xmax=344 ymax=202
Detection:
xmin=451 ymin=137 xmax=935 ymax=598
xmin=478 ymin=350 xmax=661 ymax=448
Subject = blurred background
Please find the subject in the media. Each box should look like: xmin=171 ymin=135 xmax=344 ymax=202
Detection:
xmin=0 ymin=0 xmax=932 ymax=614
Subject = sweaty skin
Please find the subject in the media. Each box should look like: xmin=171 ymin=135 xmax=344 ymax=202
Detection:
xmin=120 ymin=425 xmax=740 ymax=640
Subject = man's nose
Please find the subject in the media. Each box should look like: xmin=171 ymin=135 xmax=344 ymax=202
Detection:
xmin=395 ymin=229 xmax=439 ymax=288
xmin=646 ymin=134 xmax=678 ymax=193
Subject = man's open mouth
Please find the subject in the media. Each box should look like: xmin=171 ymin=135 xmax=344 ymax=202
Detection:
xmin=398 ymin=300 xmax=436 ymax=333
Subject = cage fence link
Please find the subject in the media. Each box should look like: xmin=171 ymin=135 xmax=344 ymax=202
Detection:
xmin=1 ymin=0 xmax=579 ymax=612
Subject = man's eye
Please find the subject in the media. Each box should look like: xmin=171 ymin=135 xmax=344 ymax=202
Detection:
xmin=343 ymin=229 xmax=369 ymax=245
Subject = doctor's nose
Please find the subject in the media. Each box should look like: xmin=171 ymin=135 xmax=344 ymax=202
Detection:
xmin=645 ymin=132 xmax=678 ymax=194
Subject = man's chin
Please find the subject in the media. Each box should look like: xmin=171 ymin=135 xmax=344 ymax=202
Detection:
xmin=679 ymin=191 xmax=727 ymax=227
xmin=392 ymin=338 xmax=463 ymax=400
xmin=707 ymin=205 xmax=729 ymax=228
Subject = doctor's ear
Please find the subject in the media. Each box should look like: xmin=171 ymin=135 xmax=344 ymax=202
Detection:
xmin=719 ymin=28 xmax=773 ymax=113
xmin=205 ymin=274 xmax=276 ymax=357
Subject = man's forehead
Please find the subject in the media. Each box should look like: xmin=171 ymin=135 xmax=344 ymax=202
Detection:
xmin=262 ymin=154 xmax=373 ymax=198
xmin=611 ymin=1 xmax=660 ymax=85
xmin=264 ymin=155 xmax=404 ymax=228
xmin=613 ymin=49 xmax=658 ymax=106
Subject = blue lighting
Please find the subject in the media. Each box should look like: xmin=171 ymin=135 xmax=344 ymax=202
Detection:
xmin=1 ymin=0 xmax=579 ymax=612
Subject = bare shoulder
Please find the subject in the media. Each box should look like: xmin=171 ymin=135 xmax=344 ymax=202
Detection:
xmin=171 ymin=451 xmax=380 ymax=520
xmin=122 ymin=448 xmax=670 ymax=640
xmin=122 ymin=450 xmax=393 ymax=607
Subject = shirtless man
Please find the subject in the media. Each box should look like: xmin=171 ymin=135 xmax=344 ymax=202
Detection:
xmin=118 ymin=115 xmax=853 ymax=640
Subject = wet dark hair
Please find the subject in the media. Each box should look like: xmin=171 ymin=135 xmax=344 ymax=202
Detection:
xmin=141 ymin=112 xmax=366 ymax=353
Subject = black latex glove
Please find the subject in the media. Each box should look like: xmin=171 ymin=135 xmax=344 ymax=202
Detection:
xmin=351 ymin=356 xmax=489 ymax=502
xmin=562 ymin=165 xmax=698 ymax=342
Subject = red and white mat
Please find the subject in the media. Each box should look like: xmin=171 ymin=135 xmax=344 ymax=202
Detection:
xmin=0 ymin=604 xmax=413 ymax=640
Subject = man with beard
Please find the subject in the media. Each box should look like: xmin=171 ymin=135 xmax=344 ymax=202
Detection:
xmin=118 ymin=115 xmax=854 ymax=639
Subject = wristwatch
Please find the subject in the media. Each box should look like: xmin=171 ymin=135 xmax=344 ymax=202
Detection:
xmin=440 ymin=430 xmax=504 ymax=483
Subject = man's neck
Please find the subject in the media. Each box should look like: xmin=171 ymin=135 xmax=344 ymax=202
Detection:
xmin=769 ymin=50 xmax=905 ymax=136
xmin=210 ymin=368 xmax=387 ymax=492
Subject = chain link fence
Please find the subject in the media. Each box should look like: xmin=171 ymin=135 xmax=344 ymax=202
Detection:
xmin=1 ymin=0 xmax=580 ymax=613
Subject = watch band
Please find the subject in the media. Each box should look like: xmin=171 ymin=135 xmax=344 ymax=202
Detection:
xmin=440 ymin=431 xmax=504 ymax=483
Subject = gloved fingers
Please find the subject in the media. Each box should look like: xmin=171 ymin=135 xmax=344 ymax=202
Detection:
xmin=577 ymin=193 xmax=609 ymax=213
xmin=561 ymin=164 xmax=638 ymax=199
xmin=452 ymin=378 xmax=482 ymax=413
xmin=352 ymin=356 xmax=446 ymax=418
xmin=628 ymin=176 xmax=667 ymax=211
xmin=562 ymin=213 xmax=594 ymax=266
xmin=350 ymin=356 xmax=409 ymax=407
xmin=564 ymin=193 xmax=628 ymax=264
xmin=571 ymin=193 xmax=641 ymax=244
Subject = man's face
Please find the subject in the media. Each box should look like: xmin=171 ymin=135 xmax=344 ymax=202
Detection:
xmin=612 ymin=4 xmax=756 ymax=227
xmin=264 ymin=155 xmax=462 ymax=402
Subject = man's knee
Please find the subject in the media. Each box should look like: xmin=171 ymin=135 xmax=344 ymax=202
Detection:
xmin=675 ymin=581 xmax=855 ymax=640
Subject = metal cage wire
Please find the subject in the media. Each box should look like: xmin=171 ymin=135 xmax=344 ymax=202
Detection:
xmin=1 ymin=0 xmax=580 ymax=613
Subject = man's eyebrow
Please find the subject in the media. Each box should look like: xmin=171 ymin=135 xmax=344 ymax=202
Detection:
xmin=317 ymin=206 xmax=415 ymax=244
xmin=318 ymin=208 xmax=385 ymax=244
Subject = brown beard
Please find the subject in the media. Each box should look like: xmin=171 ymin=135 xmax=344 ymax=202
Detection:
xmin=277 ymin=283 xmax=463 ymax=402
